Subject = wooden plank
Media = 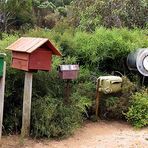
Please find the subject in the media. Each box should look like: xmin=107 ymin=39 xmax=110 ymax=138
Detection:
xmin=95 ymin=79 xmax=100 ymax=121
xmin=21 ymin=72 xmax=33 ymax=137
xmin=6 ymin=37 xmax=48 ymax=53
xmin=29 ymin=50 xmax=52 ymax=71
xmin=12 ymin=52 xmax=29 ymax=60
xmin=12 ymin=58 xmax=29 ymax=71
xmin=0 ymin=62 xmax=6 ymax=139
xmin=7 ymin=37 xmax=48 ymax=52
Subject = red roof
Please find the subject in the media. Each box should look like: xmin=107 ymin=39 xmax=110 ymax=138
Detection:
xmin=6 ymin=37 xmax=62 ymax=56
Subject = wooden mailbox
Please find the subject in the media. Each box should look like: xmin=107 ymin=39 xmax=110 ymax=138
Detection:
xmin=6 ymin=37 xmax=62 ymax=71
xmin=59 ymin=65 xmax=79 ymax=80
xmin=6 ymin=37 xmax=62 ymax=137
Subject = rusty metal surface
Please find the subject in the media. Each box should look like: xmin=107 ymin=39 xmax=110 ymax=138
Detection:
xmin=6 ymin=37 xmax=62 ymax=56
xmin=59 ymin=71 xmax=79 ymax=80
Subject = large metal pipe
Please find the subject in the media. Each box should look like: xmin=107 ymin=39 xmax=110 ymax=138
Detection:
xmin=127 ymin=48 xmax=148 ymax=76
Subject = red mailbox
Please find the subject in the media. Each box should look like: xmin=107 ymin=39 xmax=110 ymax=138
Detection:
xmin=6 ymin=37 xmax=62 ymax=71
xmin=59 ymin=65 xmax=79 ymax=80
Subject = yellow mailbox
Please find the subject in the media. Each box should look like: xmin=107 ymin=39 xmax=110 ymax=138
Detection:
xmin=98 ymin=76 xmax=122 ymax=94
xmin=95 ymin=75 xmax=123 ymax=120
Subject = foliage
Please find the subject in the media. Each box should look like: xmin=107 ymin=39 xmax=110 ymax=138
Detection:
xmin=0 ymin=0 xmax=34 ymax=32
xmin=67 ymin=0 xmax=148 ymax=31
xmin=31 ymin=95 xmax=83 ymax=138
xmin=1 ymin=0 xmax=147 ymax=32
xmin=0 ymin=27 xmax=147 ymax=138
xmin=124 ymin=89 xmax=148 ymax=128
xmin=100 ymin=77 xmax=137 ymax=119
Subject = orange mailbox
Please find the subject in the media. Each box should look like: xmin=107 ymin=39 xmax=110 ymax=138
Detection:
xmin=59 ymin=65 xmax=79 ymax=80
xmin=6 ymin=37 xmax=62 ymax=71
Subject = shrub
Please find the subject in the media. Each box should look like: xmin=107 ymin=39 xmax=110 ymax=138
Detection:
xmin=124 ymin=89 xmax=148 ymax=128
xmin=1 ymin=27 xmax=148 ymax=137
xmin=100 ymin=76 xmax=137 ymax=119
xmin=31 ymin=95 xmax=83 ymax=138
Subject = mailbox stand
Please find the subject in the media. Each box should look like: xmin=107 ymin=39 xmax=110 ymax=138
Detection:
xmin=7 ymin=37 xmax=62 ymax=137
xmin=64 ymin=80 xmax=70 ymax=104
xmin=95 ymin=78 xmax=100 ymax=121
xmin=22 ymin=72 xmax=33 ymax=136
xmin=0 ymin=53 xmax=6 ymax=140
xmin=59 ymin=65 xmax=79 ymax=104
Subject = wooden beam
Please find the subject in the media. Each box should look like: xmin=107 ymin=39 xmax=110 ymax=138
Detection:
xmin=0 ymin=62 xmax=6 ymax=139
xmin=95 ymin=78 xmax=100 ymax=121
xmin=21 ymin=72 xmax=33 ymax=137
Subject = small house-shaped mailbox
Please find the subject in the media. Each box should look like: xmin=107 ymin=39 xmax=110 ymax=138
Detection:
xmin=6 ymin=37 xmax=62 ymax=71
xmin=59 ymin=65 xmax=79 ymax=80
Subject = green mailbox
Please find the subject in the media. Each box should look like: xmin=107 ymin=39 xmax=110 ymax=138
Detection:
xmin=0 ymin=53 xmax=6 ymax=77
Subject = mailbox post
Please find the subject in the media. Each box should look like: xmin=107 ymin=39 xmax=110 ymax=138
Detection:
xmin=0 ymin=53 xmax=6 ymax=140
xmin=59 ymin=65 xmax=79 ymax=103
xmin=95 ymin=76 xmax=122 ymax=120
xmin=7 ymin=37 xmax=62 ymax=137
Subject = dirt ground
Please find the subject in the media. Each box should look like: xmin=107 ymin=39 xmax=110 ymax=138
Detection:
xmin=0 ymin=121 xmax=148 ymax=148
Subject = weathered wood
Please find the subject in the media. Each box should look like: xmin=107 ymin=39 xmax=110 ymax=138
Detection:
xmin=12 ymin=58 xmax=29 ymax=71
xmin=12 ymin=52 xmax=29 ymax=60
xmin=29 ymin=50 xmax=52 ymax=71
xmin=0 ymin=62 xmax=6 ymax=139
xmin=95 ymin=79 xmax=100 ymax=121
xmin=21 ymin=72 xmax=33 ymax=137
xmin=64 ymin=80 xmax=71 ymax=104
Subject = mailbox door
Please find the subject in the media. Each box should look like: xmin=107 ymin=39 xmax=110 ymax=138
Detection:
xmin=110 ymin=82 xmax=122 ymax=93
xmin=99 ymin=77 xmax=122 ymax=94
xmin=0 ymin=58 xmax=4 ymax=77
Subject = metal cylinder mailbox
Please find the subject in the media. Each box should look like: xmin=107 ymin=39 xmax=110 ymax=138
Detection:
xmin=0 ymin=53 xmax=6 ymax=77
xmin=59 ymin=65 xmax=79 ymax=80
xmin=98 ymin=76 xmax=122 ymax=94
xmin=127 ymin=48 xmax=148 ymax=76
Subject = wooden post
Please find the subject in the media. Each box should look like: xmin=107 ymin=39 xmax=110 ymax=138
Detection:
xmin=21 ymin=72 xmax=33 ymax=137
xmin=65 ymin=79 xmax=71 ymax=104
xmin=95 ymin=78 xmax=100 ymax=120
xmin=0 ymin=62 xmax=6 ymax=139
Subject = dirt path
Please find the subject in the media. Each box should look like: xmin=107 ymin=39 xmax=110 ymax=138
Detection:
xmin=1 ymin=121 xmax=148 ymax=148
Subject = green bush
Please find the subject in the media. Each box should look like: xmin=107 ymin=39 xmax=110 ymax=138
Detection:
xmin=124 ymin=89 xmax=148 ymax=128
xmin=1 ymin=27 xmax=147 ymax=137
xmin=31 ymin=95 xmax=83 ymax=138
xmin=100 ymin=76 xmax=137 ymax=119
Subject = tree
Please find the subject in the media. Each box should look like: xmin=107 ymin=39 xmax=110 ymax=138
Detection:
xmin=66 ymin=0 xmax=148 ymax=30
xmin=0 ymin=0 xmax=33 ymax=32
